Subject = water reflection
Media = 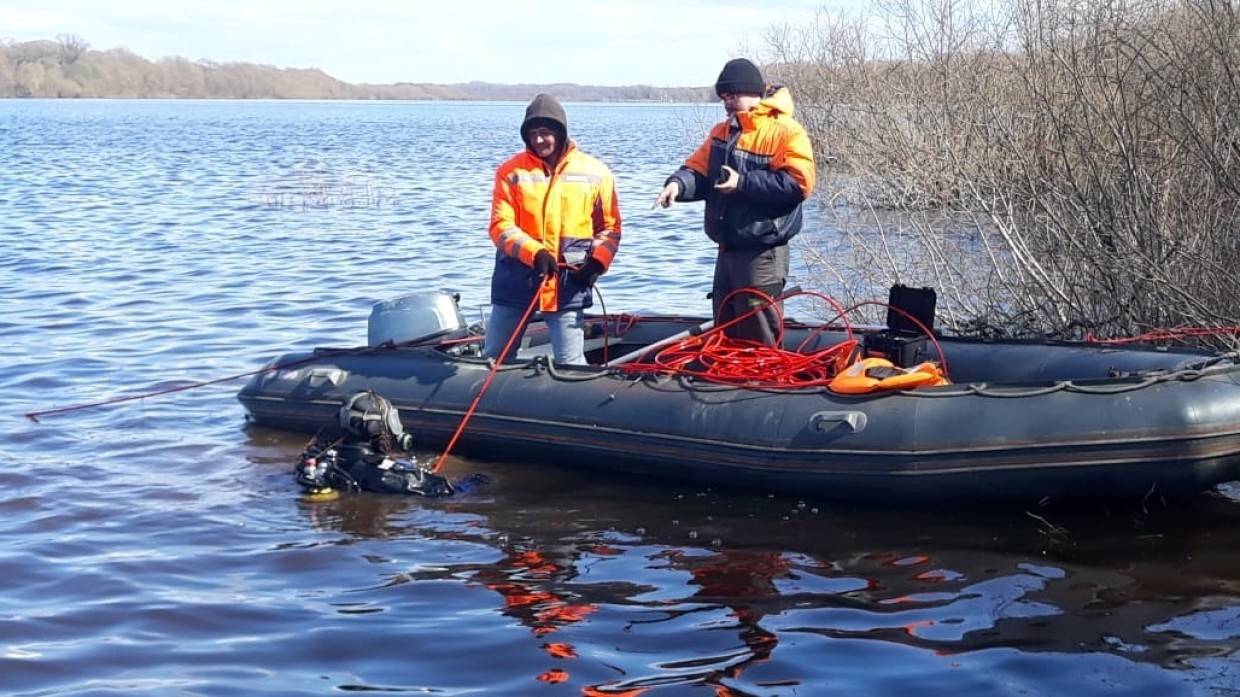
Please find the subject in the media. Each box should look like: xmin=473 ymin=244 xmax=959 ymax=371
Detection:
xmin=281 ymin=440 xmax=1240 ymax=694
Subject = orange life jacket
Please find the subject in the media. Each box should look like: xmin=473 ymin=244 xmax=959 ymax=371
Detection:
xmin=829 ymin=357 xmax=949 ymax=394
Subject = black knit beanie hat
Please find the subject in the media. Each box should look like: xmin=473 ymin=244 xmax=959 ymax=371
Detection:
xmin=521 ymin=93 xmax=568 ymax=150
xmin=715 ymin=58 xmax=765 ymax=97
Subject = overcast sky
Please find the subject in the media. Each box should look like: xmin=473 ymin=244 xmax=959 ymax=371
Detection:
xmin=0 ymin=0 xmax=862 ymax=86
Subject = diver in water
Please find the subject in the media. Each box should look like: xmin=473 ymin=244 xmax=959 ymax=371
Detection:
xmin=294 ymin=390 xmax=458 ymax=498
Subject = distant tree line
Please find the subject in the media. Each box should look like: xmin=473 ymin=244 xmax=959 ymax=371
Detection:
xmin=0 ymin=35 xmax=712 ymax=101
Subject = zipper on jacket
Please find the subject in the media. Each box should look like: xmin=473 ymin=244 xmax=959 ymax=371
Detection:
xmin=539 ymin=157 xmax=561 ymax=252
xmin=536 ymin=156 xmax=563 ymax=310
xmin=717 ymin=115 xmax=743 ymax=224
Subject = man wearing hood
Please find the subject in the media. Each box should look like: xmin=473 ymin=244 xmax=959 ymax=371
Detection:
xmin=654 ymin=59 xmax=815 ymax=346
xmin=486 ymin=94 xmax=622 ymax=364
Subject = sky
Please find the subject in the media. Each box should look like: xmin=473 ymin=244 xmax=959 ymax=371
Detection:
xmin=0 ymin=0 xmax=860 ymax=87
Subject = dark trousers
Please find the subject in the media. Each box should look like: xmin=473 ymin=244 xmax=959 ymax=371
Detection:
xmin=712 ymin=245 xmax=789 ymax=346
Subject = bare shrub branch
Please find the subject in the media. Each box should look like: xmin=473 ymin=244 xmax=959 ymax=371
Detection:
xmin=768 ymin=0 xmax=1240 ymax=346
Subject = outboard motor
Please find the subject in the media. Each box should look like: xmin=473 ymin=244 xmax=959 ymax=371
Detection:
xmin=295 ymin=390 xmax=456 ymax=498
xmin=368 ymin=292 xmax=470 ymax=347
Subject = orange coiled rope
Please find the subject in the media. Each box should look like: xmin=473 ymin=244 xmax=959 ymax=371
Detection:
xmin=616 ymin=288 xmax=862 ymax=388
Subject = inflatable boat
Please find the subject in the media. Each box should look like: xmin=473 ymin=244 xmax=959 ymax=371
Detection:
xmin=238 ymin=293 xmax=1240 ymax=505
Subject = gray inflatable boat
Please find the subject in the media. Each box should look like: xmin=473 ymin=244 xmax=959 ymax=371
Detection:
xmin=238 ymin=293 xmax=1240 ymax=505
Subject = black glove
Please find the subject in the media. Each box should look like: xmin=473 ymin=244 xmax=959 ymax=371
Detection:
xmin=532 ymin=249 xmax=557 ymax=279
xmin=569 ymin=257 xmax=605 ymax=287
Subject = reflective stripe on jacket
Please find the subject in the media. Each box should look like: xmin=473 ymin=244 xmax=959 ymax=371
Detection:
xmin=668 ymin=87 xmax=815 ymax=249
xmin=490 ymin=141 xmax=622 ymax=312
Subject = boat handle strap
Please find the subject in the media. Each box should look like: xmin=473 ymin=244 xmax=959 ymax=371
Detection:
xmin=810 ymin=410 xmax=868 ymax=433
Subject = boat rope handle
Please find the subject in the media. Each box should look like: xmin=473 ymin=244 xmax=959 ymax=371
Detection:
xmin=896 ymin=366 xmax=1240 ymax=398
xmin=1086 ymin=326 xmax=1240 ymax=344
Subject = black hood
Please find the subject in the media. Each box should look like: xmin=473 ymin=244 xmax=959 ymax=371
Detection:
xmin=521 ymin=93 xmax=568 ymax=154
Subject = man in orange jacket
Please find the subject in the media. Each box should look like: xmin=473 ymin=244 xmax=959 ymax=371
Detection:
xmin=486 ymin=94 xmax=622 ymax=364
xmin=654 ymin=59 xmax=815 ymax=345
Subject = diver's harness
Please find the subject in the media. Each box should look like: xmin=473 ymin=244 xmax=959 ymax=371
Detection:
xmin=295 ymin=390 xmax=455 ymax=497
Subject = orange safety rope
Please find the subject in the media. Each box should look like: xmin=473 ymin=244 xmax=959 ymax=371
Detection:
xmin=616 ymin=289 xmax=950 ymax=388
xmin=431 ymin=287 xmax=543 ymax=473
xmin=616 ymin=288 xmax=850 ymax=387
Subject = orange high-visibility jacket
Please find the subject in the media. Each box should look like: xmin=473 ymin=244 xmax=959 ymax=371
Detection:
xmin=490 ymin=141 xmax=621 ymax=312
xmin=670 ymin=87 xmax=815 ymax=249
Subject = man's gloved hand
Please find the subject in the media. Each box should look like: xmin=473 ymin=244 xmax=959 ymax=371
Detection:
xmin=532 ymin=249 xmax=557 ymax=279
xmin=569 ymin=257 xmax=605 ymax=287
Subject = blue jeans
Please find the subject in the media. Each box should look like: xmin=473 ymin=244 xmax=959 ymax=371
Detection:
xmin=484 ymin=304 xmax=586 ymax=365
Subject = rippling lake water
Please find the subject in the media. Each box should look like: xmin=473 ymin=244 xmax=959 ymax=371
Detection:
xmin=2 ymin=99 xmax=1239 ymax=696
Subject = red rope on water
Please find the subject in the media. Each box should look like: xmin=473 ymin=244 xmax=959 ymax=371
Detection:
xmin=1085 ymin=326 xmax=1240 ymax=345
xmin=23 ymin=330 xmax=482 ymax=423
xmin=431 ymin=288 xmax=543 ymax=474
xmin=22 ymin=344 xmax=379 ymax=423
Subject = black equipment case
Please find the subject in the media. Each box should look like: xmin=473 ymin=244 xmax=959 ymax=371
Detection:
xmin=862 ymin=285 xmax=938 ymax=367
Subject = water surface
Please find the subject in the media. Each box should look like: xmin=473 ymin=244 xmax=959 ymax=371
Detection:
xmin=1 ymin=99 xmax=1238 ymax=696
